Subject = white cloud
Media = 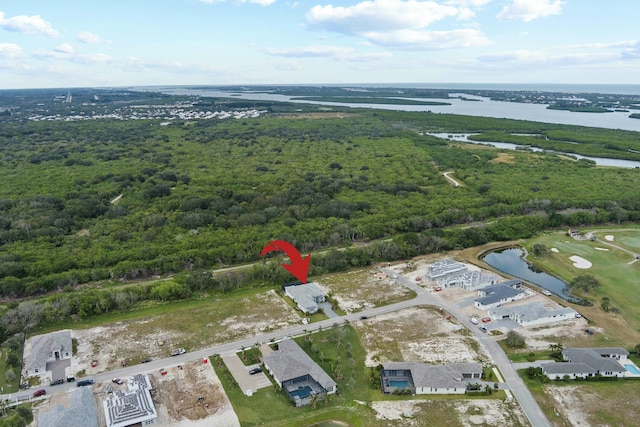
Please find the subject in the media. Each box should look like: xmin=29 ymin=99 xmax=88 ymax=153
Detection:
xmin=0 ymin=11 xmax=58 ymax=36
xmin=364 ymin=28 xmax=490 ymax=49
xmin=0 ymin=43 xmax=24 ymax=59
xmin=305 ymin=0 xmax=490 ymax=50
xmin=266 ymin=44 xmax=392 ymax=61
xmin=54 ymin=43 xmax=74 ymax=54
xmin=497 ymin=0 xmax=564 ymax=22
xmin=307 ymin=0 xmax=471 ymax=34
xmin=76 ymin=31 xmax=107 ymax=44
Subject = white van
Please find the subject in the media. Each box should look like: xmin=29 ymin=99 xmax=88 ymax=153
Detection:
xmin=470 ymin=318 xmax=479 ymax=325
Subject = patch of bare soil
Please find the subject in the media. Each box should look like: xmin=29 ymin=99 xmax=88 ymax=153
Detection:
xmin=515 ymin=317 xmax=590 ymax=351
xmin=355 ymin=306 xmax=489 ymax=367
xmin=371 ymin=399 xmax=528 ymax=426
xmin=491 ymin=152 xmax=515 ymax=164
xmin=71 ymin=289 xmax=301 ymax=375
xmin=150 ymin=360 xmax=239 ymax=426
xmin=544 ymin=385 xmax=593 ymax=427
xmin=317 ymin=269 xmax=413 ymax=314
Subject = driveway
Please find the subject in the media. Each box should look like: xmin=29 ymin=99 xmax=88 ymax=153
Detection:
xmin=319 ymin=302 xmax=339 ymax=318
xmin=46 ymin=359 xmax=71 ymax=382
xmin=221 ymin=353 xmax=271 ymax=396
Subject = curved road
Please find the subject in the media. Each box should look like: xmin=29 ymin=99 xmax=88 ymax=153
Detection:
xmin=6 ymin=268 xmax=550 ymax=427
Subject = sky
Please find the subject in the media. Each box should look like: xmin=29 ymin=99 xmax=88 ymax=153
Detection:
xmin=0 ymin=0 xmax=639 ymax=89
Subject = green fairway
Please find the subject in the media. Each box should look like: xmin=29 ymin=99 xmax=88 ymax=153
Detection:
xmin=525 ymin=228 xmax=640 ymax=343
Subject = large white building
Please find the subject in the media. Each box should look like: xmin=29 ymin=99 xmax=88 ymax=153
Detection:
xmin=489 ymin=302 xmax=577 ymax=327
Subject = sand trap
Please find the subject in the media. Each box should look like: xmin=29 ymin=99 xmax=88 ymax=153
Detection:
xmin=570 ymin=255 xmax=592 ymax=269
xmin=605 ymin=235 xmax=615 ymax=241
xmin=594 ymin=247 xmax=609 ymax=251
xmin=551 ymin=248 xmax=559 ymax=253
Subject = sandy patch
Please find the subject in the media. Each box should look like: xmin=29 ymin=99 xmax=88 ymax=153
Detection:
xmin=516 ymin=317 xmax=590 ymax=351
xmin=318 ymin=269 xmax=412 ymax=314
xmin=371 ymin=399 xmax=527 ymax=426
xmin=545 ymin=385 xmax=593 ymax=426
xmin=550 ymin=247 xmax=559 ymax=253
xmin=605 ymin=235 xmax=615 ymax=241
xmin=595 ymin=247 xmax=609 ymax=251
xmin=569 ymin=255 xmax=592 ymax=269
xmin=355 ymin=306 xmax=489 ymax=367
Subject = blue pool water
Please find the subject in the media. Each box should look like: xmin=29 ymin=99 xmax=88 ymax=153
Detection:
xmin=624 ymin=364 xmax=640 ymax=375
xmin=389 ymin=380 xmax=409 ymax=388
xmin=290 ymin=386 xmax=312 ymax=399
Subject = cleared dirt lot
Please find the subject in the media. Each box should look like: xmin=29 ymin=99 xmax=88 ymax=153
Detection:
xmin=317 ymin=268 xmax=414 ymax=313
xmin=71 ymin=289 xmax=301 ymax=375
xmin=90 ymin=359 xmax=239 ymax=427
xmin=354 ymin=306 xmax=489 ymax=367
xmin=370 ymin=398 xmax=529 ymax=426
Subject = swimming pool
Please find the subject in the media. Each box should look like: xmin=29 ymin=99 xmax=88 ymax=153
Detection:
xmin=624 ymin=364 xmax=640 ymax=375
xmin=388 ymin=380 xmax=409 ymax=388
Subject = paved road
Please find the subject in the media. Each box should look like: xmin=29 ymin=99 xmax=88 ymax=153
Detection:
xmin=6 ymin=267 xmax=551 ymax=427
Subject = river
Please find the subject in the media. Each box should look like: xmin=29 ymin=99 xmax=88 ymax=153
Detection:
xmin=426 ymin=133 xmax=640 ymax=168
xmin=145 ymin=86 xmax=640 ymax=132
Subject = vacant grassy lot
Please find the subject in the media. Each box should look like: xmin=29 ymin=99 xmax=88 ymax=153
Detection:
xmin=524 ymin=229 xmax=640 ymax=345
xmin=521 ymin=371 xmax=640 ymax=427
xmin=317 ymin=268 xmax=415 ymax=314
xmin=68 ymin=287 xmax=302 ymax=371
xmin=354 ymin=306 xmax=489 ymax=367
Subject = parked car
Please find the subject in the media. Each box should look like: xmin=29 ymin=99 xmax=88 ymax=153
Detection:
xmin=575 ymin=313 xmax=582 ymax=318
xmin=32 ymin=389 xmax=46 ymax=397
xmin=541 ymin=290 xmax=552 ymax=296
xmin=112 ymin=378 xmax=123 ymax=385
xmin=470 ymin=318 xmax=479 ymax=325
xmin=170 ymin=348 xmax=186 ymax=356
xmin=585 ymin=328 xmax=594 ymax=335
xmin=141 ymin=358 xmax=152 ymax=363
xmin=360 ymin=316 xmax=368 ymax=320
xmin=481 ymin=317 xmax=491 ymax=323
xmin=77 ymin=379 xmax=95 ymax=387
xmin=249 ymin=367 xmax=262 ymax=375
xmin=479 ymin=326 xmax=488 ymax=333
xmin=50 ymin=379 xmax=64 ymax=386
xmin=434 ymin=287 xmax=442 ymax=292
xmin=66 ymin=376 xmax=75 ymax=383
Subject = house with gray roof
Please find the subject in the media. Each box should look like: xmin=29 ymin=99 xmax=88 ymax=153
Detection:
xmin=489 ymin=302 xmax=577 ymax=327
xmin=23 ymin=329 xmax=72 ymax=377
xmin=381 ymin=362 xmax=482 ymax=395
xmin=541 ymin=347 xmax=628 ymax=380
xmin=263 ymin=339 xmax=336 ymax=407
xmin=473 ymin=280 xmax=528 ymax=310
xmin=284 ymin=282 xmax=326 ymax=314
xmin=103 ymin=374 xmax=157 ymax=427
xmin=37 ymin=386 xmax=98 ymax=427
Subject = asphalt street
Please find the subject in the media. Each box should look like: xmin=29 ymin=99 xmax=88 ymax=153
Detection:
xmin=7 ymin=266 xmax=552 ymax=427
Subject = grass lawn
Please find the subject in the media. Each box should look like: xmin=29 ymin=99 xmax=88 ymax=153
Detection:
xmin=0 ymin=342 xmax=22 ymax=394
xmin=524 ymin=230 xmax=640 ymax=344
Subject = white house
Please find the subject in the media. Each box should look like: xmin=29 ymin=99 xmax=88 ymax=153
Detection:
xmin=489 ymin=302 xmax=577 ymax=327
xmin=381 ymin=362 xmax=482 ymax=395
xmin=283 ymin=282 xmax=327 ymax=314
xmin=23 ymin=330 xmax=73 ymax=377
xmin=473 ymin=280 xmax=528 ymax=310
xmin=541 ymin=347 xmax=629 ymax=380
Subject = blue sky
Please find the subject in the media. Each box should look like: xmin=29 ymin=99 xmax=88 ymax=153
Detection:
xmin=0 ymin=0 xmax=638 ymax=89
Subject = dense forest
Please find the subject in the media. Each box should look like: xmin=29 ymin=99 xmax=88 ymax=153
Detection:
xmin=0 ymin=89 xmax=639 ymax=329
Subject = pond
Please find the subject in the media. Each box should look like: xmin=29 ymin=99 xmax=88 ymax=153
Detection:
xmin=481 ymin=247 xmax=577 ymax=302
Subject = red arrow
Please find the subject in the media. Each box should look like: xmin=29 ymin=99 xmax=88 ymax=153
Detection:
xmin=260 ymin=240 xmax=311 ymax=284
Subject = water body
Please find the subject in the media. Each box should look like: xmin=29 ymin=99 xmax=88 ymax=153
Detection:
xmin=427 ymin=133 xmax=640 ymax=169
xmin=146 ymin=86 xmax=640 ymax=132
xmin=482 ymin=247 xmax=572 ymax=301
